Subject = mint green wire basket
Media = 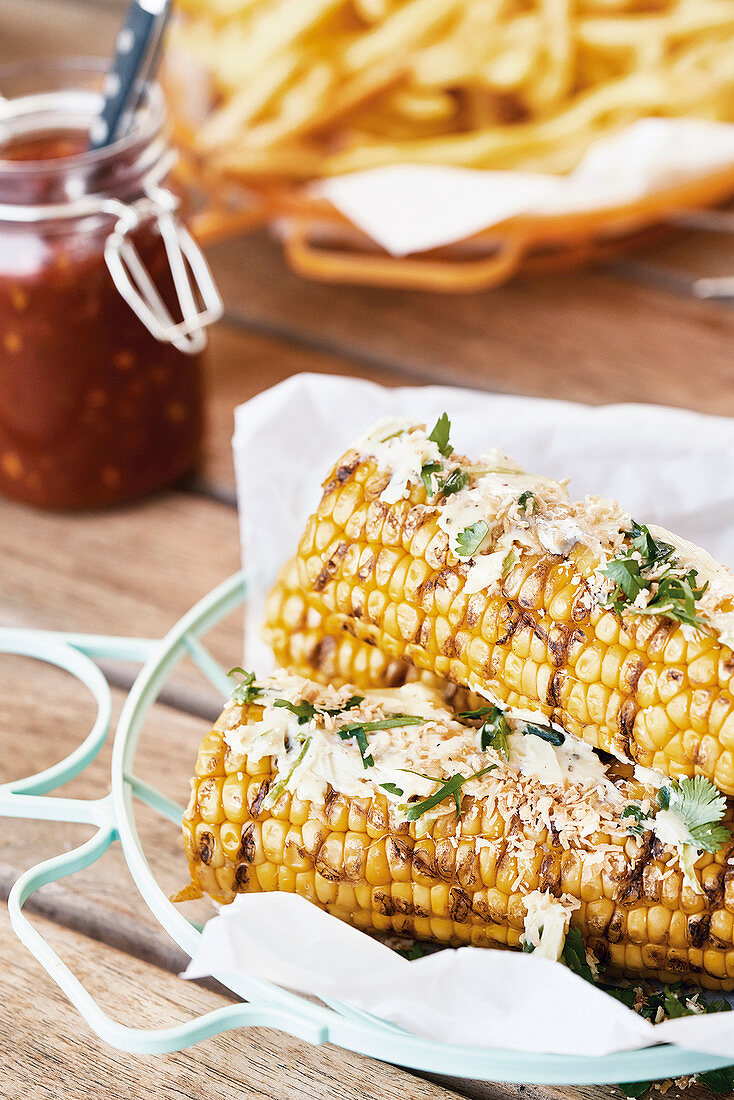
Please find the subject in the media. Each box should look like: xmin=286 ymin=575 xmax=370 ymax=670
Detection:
xmin=1 ymin=570 xmax=732 ymax=1084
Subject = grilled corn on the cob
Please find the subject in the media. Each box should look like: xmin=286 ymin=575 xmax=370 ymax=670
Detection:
xmin=181 ymin=672 xmax=734 ymax=989
xmin=291 ymin=417 xmax=734 ymax=794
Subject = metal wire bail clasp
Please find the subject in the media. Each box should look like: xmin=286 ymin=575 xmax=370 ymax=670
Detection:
xmin=104 ymin=183 xmax=223 ymax=355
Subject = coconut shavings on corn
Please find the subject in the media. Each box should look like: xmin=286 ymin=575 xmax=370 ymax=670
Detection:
xmin=181 ymin=671 xmax=734 ymax=988
xmin=290 ymin=414 xmax=734 ymax=795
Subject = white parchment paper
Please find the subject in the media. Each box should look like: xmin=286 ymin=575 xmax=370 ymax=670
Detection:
xmin=184 ymin=893 xmax=734 ymax=1057
xmin=203 ymin=373 xmax=734 ymax=1057
xmin=312 ymin=119 xmax=734 ymax=256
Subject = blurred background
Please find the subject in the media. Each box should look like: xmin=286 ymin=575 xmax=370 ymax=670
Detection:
xmin=2 ymin=0 xmax=734 ymax=502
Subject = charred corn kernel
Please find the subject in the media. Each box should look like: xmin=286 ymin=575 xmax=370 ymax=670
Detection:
xmin=289 ymin=453 xmax=734 ymax=794
xmin=262 ymin=557 xmax=481 ymax=713
xmin=181 ymin=703 xmax=734 ymax=989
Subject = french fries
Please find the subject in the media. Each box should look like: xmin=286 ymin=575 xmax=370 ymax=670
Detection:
xmin=165 ymin=0 xmax=734 ymax=184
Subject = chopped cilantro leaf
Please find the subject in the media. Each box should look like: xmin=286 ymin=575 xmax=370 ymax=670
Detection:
xmin=336 ymin=724 xmax=374 ymax=768
xmin=502 ymin=548 xmax=519 ymax=576
xmin=273 ymin=694 xmax=364 ymax=725
xmin=600 ymin=521 xmax=708 ymax=630
xmin=518 ymin=490 xmax=538 ymax=515
xmin=442 ymin=467 xmax=469 ymax=497
xmin=396 ymin=942 xmax=428 ymax=960
xmin=420 ymin=462 xmax=442 ymax=495
xmin=337 ymin=715 xmax=422 ymax=770
xmin=458 ymin=705 xmax=499 ymax=719
xmin=621 ymin=803 xmax=645 ymax=837
xmin=273 ymin=698 xmax=317 ymax=725
xmin=456 ymin=520 xmax=489 ymax=558
xmin=603 ymin=557 xmax=644 ymax=602
xmin=631 ymin=521 xmax=673 ymax=566
xmin=263 ymin=736 xmax=311 ymax=809
xmin=635 ymin=569 xmax=708 ymax=630
xmin=227 ymin=668 xmax=262 ymax=705
xmin=562 ymin=927 xmax=595 ymax=983
xmin=479 ymin=708 xmax=510 ymax=758
xmin=351 ymin=714 xmax=423 ymax=732
xmin=428 ymin=412 xmax=452 ymax=457
xmin=661 ymin=776 xmax=731 ymax=853
xmin=380 ymin=782 xmax=404 ymax=797
xmin=701 ymin=1068 xmax=734 ymax=1095
xmin=524 ymin=723 xmax=565 ymax=747
xmin=522 ymin=940 xmax=535 ymax=954
xmin=458 ymin=704 xmax=509 ymax=758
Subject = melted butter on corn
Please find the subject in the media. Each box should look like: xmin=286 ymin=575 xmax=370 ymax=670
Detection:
xmin=353 ymin=417 xmax=630 ymax=592
xmin=221 ymin=673 xmax=638 ymax=854
xmin=352 ymin=415 xmax=734 ymax=650
xmin=184 ymin=673 xmax=734 ymax=982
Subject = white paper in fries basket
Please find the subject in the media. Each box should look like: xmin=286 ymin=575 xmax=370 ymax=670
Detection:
xmin=311 ymin=119 xmax=734 ymax=256
xmin=185 ymin=373 xmax=734 ymax=1058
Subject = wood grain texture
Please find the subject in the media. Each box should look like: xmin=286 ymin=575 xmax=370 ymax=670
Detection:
xmin=0 ymin=489 xmax=241 ymax=714
xmin=2 ymin=910 xmax=470 ymax=1100
xmin=202 ymin=322 xmax=402 ymax=492
xmin=208 ymin=233 xmax=734 ymax=416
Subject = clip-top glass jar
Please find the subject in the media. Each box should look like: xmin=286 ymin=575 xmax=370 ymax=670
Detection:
xmin=0 ymin=58 xmax=222 ymax=509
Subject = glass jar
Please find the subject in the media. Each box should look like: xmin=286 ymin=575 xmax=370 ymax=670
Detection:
xmin=0 ymin=58 xmax=222 ymax=509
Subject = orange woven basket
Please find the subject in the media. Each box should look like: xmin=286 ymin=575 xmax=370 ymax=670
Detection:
xmin=174 ymin=135 xmax=734 ymax=294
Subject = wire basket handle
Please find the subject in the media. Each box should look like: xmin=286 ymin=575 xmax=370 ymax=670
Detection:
xmin=0 ymin=628 xmax=157 ymax=824
xmin=8 ymin=817 xmax=328 ymax=1053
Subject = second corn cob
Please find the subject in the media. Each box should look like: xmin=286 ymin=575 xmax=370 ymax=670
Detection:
xmin=263 ymin=557 xmax=482 ymax=713
xmin=292 ymin=418 xmax=734 ymax=794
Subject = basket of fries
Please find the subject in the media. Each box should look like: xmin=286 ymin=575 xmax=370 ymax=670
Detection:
xmin=164 ymin=0 xmax=734 ymax=292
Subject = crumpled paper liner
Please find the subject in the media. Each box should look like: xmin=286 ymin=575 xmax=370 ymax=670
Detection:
xmin=314 ymin=119 xmax=734 ymax=256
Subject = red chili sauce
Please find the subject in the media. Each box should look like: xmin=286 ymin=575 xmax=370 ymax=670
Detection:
xmin=0 ymin=129 xmax=203 ymax=509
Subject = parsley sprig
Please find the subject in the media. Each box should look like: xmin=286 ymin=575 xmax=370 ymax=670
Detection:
xmin=420 ymin=415 xmax=472 ymax=499
xmin=273 ymin=694 xmax=364 ymax=725
xmin=420 ymin=462 xmax=443 ymax=495
xmin=622 ymin=776 xmax=730 ymax=853
xmin=518 ymin=490 xmax=538 ymax=515
xmin=227 ymin=668 xmax=262 ymax=705
xmin=662 ymin=776 xmax=730 ymax=853
xmin=600 ymin=521 xmax=708 ymax=629
xmin=420 ymin=463 xmax=469 ymax=498
xmin=562 ymin=926 xmax=596 ymax=982
xmin=442 ymin=467 xmax=469 ymax=497
xmin=428 ymin=412 xmax=453 ymax=457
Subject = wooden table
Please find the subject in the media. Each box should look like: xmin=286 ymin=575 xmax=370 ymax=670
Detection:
xmin=3 ymin=4 xmax=734 ymax=1098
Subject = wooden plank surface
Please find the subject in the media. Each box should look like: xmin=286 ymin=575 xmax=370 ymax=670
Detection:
xmin=3 ymin=910 xmax=471 ymax=1100
xmin=209 ymin=232 xmax=734 ymax=415
xmin=2 ymin=3 xmax=734 ymax=1098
